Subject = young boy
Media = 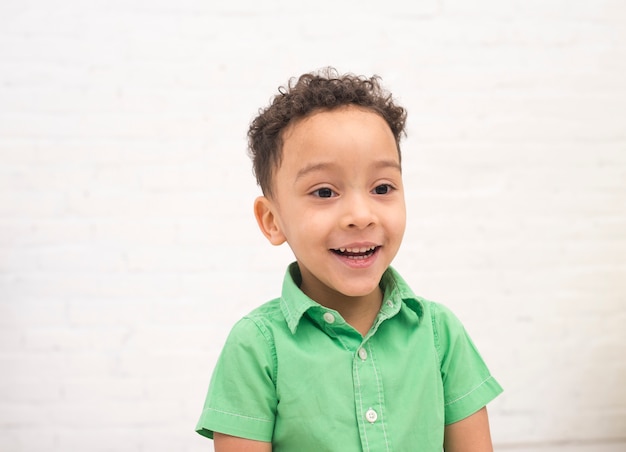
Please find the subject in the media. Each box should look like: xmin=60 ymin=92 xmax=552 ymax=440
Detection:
xmin=196 ymin=68 xmax=503 ymax=451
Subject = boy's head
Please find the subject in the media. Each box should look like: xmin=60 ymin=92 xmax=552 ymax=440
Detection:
xmin=248 ymin=67 xmax=407 ymax=197
xmin=250 ymin=68 xmax=408 ymax=307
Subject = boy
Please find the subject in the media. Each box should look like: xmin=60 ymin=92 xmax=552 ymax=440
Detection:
xmin=196 ymin=68 xmax=503 ymax=451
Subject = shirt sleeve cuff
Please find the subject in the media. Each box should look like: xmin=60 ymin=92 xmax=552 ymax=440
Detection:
xmin=444 ymin=375 xmax=503 ymax=425
xmin=195 ymin=407 xmax=274 ymax=442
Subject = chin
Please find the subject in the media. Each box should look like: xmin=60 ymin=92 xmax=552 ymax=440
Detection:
xmin=336 ymin=283 xmax=381 ymax=299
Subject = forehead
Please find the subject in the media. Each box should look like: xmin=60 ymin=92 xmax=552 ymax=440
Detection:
xmin=280 ymin=106 xmax=398 ymax=165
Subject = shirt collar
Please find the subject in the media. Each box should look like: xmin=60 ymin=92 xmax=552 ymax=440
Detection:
xmin=280 ymin=262 xmax=424 ymax=334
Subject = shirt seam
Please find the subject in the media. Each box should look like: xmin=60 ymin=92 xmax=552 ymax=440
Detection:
xmin=206 ymin=406 xmax=274 ymax=423
xmin=431 ymin=303 xmax=443 ymax=368
xmin=444 ymin=375 xmax=494 ymax=407
xmin=244 ymin=316 xmax=278 ymax=390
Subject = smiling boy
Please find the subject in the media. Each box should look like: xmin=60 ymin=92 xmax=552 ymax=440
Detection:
xmin=196 ymin=68 xmax=503 ymax=451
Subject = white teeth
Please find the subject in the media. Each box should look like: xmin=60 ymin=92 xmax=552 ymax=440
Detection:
xmin=337 ymin=246 xmax=377 ymax=253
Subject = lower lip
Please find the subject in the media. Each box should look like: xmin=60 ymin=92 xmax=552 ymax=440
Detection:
xmin=331 ymin=247 xmax=380 ymax=269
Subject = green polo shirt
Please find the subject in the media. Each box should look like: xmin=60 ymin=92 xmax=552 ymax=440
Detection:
xmin=196 ymin=263 xmax=502 ymax=451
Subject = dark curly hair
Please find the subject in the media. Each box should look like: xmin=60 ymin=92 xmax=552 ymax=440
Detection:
xmin=248 ymin=67 xmax=408 ymax=196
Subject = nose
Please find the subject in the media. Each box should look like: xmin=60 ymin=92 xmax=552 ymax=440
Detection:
xmin=340 ymin=192 xmax=378 ymax=230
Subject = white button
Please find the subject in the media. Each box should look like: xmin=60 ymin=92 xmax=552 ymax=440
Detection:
xmin=323 ymin=312 xmax=335 ymax=324
xmin=386 ymin=300 xmax=394 ymax=307
xmin=365 ymin=408 xmax=378 ymax=423
xmin=358 ymin=348 xmax=368 ymax=360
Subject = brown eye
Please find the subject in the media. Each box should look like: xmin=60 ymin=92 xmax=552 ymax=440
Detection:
xmin=313 ymin=187 xmax=335 ymax=198
xmin=373 ymin=184 xmax=391 ymax=195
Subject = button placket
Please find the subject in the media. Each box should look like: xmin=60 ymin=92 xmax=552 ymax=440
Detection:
xmin=353 ymin=340 xmax=390 ymax=451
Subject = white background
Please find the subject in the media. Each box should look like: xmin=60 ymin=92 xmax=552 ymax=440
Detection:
xmin=1 ymin=0 xmax=625 ymax=451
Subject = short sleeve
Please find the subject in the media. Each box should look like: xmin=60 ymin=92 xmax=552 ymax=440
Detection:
xmin=431 ymin=303 xmax=503 ymax=425
xmin=195 ymin=317 xmax=277 ymax=441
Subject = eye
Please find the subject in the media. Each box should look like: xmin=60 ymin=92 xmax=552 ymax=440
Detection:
xmin=373 ymin=184 xmax=393 ymax=195
xmin=312 ymin=187 xmax=336 ymax=198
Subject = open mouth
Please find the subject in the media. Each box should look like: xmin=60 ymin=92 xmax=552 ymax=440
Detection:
xmin=330 ymin=245 xmax=379 ymax=260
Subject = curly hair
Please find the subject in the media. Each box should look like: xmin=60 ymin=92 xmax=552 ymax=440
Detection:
xmin=248 ymin=67 xmax=408 ymax=196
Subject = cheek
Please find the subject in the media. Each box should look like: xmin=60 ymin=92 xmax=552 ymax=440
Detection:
xmin=299 ymin=212 xmax=329 ymax=235
xmin=279 ymin=206 xmax=325 ymax=240
xmin=393 ymin=218 xmax=406 ymax=238
xmin=389 ymin=207 xmax=407 ymax=239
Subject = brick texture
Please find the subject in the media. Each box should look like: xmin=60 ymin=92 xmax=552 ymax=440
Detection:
xmin=1 ymin=1 xmax=625 ymax=451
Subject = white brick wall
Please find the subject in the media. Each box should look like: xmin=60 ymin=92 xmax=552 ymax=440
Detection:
xmin=1 ymin=1 xmax=625 ymax=451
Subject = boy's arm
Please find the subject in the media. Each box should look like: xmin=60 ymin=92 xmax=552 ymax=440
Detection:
xmin=213 ymin=432 xmax=272 ymax=452
xmin=443 ymin=406 xmax=493 ymax=452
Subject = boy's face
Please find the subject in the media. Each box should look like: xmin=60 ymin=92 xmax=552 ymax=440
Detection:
xmin=255 ymin=106 xmax=406 ymax=306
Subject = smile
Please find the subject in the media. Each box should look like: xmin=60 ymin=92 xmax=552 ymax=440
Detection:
xmin=331 ymin=245 xmax=379 ymax=260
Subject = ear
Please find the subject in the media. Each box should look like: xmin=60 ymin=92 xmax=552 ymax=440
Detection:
xmin=254 ymin=196 xmax=286 ymax=246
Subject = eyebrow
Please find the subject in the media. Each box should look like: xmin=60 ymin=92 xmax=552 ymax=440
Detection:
xmin=295 ymin=159 xmax=402 ymax=181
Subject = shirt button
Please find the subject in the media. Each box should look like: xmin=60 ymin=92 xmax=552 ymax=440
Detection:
xmin=323 ymin=312 xmax=335 ymax=324
xmin=386 ymin=300 xmax=394 ymax=308
xmin=365 ymin=408 xmax=378 ymax=423
xmin=358 ymin=348 xmax=368 ymax=360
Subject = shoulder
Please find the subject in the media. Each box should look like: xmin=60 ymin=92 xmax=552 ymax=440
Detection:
xmin=215 ymin=299 xmax=284 ymax=379
xmin=424 ymin=300 xmax=463 ymax=326
xmin=410 ymin=298 xmax=471 ymax=358
xmin=411 ymin=296 xmax=464 ymax=330
xmin=246 ymin=297 xmax=283 ymax=319
xmin=224 ymin=298 xmax=286 ymax=346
